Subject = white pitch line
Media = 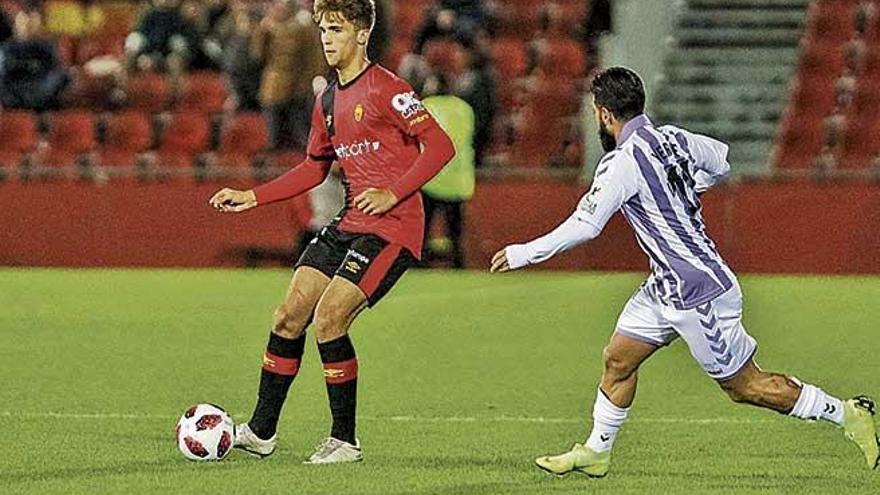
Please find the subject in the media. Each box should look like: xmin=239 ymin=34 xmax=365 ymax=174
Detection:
xmin=0 ymin=411 xmax=775 ymax=425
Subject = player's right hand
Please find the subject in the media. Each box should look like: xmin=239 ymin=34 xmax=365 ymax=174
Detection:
xmin=209 ymin=188 xmax=258 ymax=213
xmin=490 ymin=248 xmax=512 ymax=273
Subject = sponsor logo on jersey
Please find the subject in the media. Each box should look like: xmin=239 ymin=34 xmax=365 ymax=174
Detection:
xmin=354 ymin=103 xmax=364 ymax=122
xmin=408 ymin=114 xmax=430 ymax=127
xmin=392 ymin=91 xmax=425 ymax=119
xmin=335 ymin=139 xmax=381 ymax=159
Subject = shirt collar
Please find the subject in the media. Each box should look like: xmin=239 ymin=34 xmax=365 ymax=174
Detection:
xmin=618 ymin=114 xmax=652 ymax=146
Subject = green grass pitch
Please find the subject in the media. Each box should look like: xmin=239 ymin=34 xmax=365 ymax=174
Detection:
xmin=1 ymin=269 xmax=878 ymax=494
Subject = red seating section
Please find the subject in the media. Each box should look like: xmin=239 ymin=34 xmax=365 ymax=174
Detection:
xmin=0 ymin=0 xmax=592 ymax=180
xmin=99 ymin=111 xmax=152 ymax=168
xmin=177 ymin=72 xmax=227 ymax=114
xmin=775 ymin=0 xmax=880 ymax=170
xmin=216 ymin=113 xmax=269 ymax=168
xmin=40 ymin=110 xmax=96 ymax=168
xmin=157 ymin=112 xmax=211 ymax=170
xmin=0 ymin=112 xmax=38 ymax=168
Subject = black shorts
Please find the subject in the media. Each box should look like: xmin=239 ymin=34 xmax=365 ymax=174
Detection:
xmin=296 ymin=226 xmax=417 ymax=307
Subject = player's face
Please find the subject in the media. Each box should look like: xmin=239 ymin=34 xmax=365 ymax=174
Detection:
xmin=593 ymin=100 xmax=617 ymax=152
xmin=318 ymin=13 xmax=369 ymax=69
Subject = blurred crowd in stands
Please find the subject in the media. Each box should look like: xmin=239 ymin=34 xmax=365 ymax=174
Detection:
xmin=0 ymin=0 xmax=611 ymax=267
xmin=0 ymin=0 xmax=610 ymax=164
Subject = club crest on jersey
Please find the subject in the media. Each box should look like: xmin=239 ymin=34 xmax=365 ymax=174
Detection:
xmin=354 ymin=103 xmax=364 ymax=122
xmin=391 ymin=91 xmax=425 ymax=119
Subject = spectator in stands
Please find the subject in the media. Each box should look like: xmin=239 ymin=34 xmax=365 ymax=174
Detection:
xmin=412 ymin=0 xmax=483 ymax=54
xmin=252 ymin=0 xmax=326 ymax=150
xmin=43 ymin=0 xmax=103 ymax=39
xmin=0 ymin=10 xmax=71 ymax=111
xmin=855 ymin=0 xmax=876 ymax=36
xmin=1 ymin=8 xmax=14 ymax=43
xmin=192 ymin=0 xmax=234 ymax=71
xmin=223 ymin=3 xmax=262 ymax=111
xmin=420 ymin=72 xmax=475 ymax=268
xmin=450 ymin=41 xmax=495 ymax=168
xmin=125 ymin=0 xmax=197 ymax=74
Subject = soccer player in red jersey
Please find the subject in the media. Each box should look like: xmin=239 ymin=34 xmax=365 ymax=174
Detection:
xmin=208 ymin=0 xmax=454 ymax=464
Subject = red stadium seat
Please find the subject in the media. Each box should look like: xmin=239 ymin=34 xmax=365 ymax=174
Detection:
xmin=177 ymin=72 xmax=227 ymax=114
xmin=215 ymin=113 xmax=269 ymax=168
xmin=523 ymin=75 xmax=582 ymax=118
xmin=125 ymin=72 xmax=170 ymax=113
xmin=798 ymin=38 xmax=848 ymax=76
xmin=39 ymin=111 xmax=96 ymax=168
xmin=805 ymin=1 xmax=856 ymax=44
xmin=98 ymin=111 xmax=152 ymax=169
xmin=422 ymin=39 xmax=461 ymax=75
xmin=775 ymin=112 xmax=826 ymax=169
xmin=532 ymin=38 xmax=586 ymax=77
xmin=156 ymin=112 xmax=211 ymax=172
xmin=494 ymin=3 xmax=541 ymax=37
xmin=490 ymin=39 xmax=529 ymax=79
xmin=0 ymin=111 xmax=39 ymax=170
xmin=394 ymin=1 xmax=424 ymax=41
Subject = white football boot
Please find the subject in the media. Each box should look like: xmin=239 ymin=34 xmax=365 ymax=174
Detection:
xmin=233 ymin=423 xmax=277 ymax=458
xmin=304 ymin=437 xmax=363 ymax=464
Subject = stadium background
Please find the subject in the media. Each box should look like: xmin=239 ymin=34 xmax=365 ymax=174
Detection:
xmin=2 ymin=2 xmax=880 ymax=494
xmin=0 ymin=0 xmax=876 ymax=274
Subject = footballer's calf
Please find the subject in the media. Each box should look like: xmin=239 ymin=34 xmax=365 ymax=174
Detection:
xmin=718 ymin=362 xmax=802 ymax=413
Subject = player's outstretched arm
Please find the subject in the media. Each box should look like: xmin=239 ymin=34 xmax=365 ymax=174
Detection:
xmin=489 ymin=214 xmax=602 ymax=273
xmin=209 ymin=188 xmax=257 ymax=213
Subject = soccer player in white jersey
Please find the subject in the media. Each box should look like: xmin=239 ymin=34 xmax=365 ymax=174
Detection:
xmin=490 ymin=67 xmax=878 ymax=476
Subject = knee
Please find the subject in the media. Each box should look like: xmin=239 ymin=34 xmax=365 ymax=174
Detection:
xmin=602 ymin=346 xmax=638 ymax=382
xmin=313 ymin=303 xmax=347 ymax=342
xmin=272 ymin=293 xmax=312 ymax=339
xmin=272 ymin=304 xmax=309 ymax=338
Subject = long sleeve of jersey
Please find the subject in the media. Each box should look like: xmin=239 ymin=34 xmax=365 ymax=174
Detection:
xmin=377 ymin=80 xmax=456 ymax=201
xmin=388 ymin=125 xmax=455 ymax=201
xmin=252 ymin=94 xmax=336 ymax=206
xmin=252 ymin=156 xmax=332 ymax=205
xmin=505 ymin=151 xmax=639 ymax=269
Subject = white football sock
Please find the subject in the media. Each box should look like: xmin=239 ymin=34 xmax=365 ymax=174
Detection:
xmin=585 ymin=388 xmax=630 ymax=452
xmin=788 ymin=381 xmax=845 ymax=426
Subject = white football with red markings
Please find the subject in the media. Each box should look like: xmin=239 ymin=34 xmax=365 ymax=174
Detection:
xmin=176 ymin=403 xmax=235 ymax=461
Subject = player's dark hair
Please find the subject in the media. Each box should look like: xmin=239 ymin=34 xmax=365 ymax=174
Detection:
xmin=589 ymin=67 xmax=646 ymax=121
xmin=313 ymin=0 xmax=375 ymax=31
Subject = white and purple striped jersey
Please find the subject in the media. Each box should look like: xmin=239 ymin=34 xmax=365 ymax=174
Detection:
xmin=505 ymin=114 xmax=735 ymax=309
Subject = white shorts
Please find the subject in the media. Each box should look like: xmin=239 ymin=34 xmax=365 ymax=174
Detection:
xmin=615 ymin=282 xmax=757 ymax=381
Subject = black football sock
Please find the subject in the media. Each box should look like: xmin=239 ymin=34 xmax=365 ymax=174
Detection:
xmin=318 ymin=335 xmax=358 ymax=445
xmin=248 ymin=332 xmax=306 ymax=440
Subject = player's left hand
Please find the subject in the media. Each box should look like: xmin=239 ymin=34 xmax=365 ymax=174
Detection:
xmin=490 ymin=248 xmax=511 ymax=273
xmin=354 ymin=188 xmax=398 ymax=215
